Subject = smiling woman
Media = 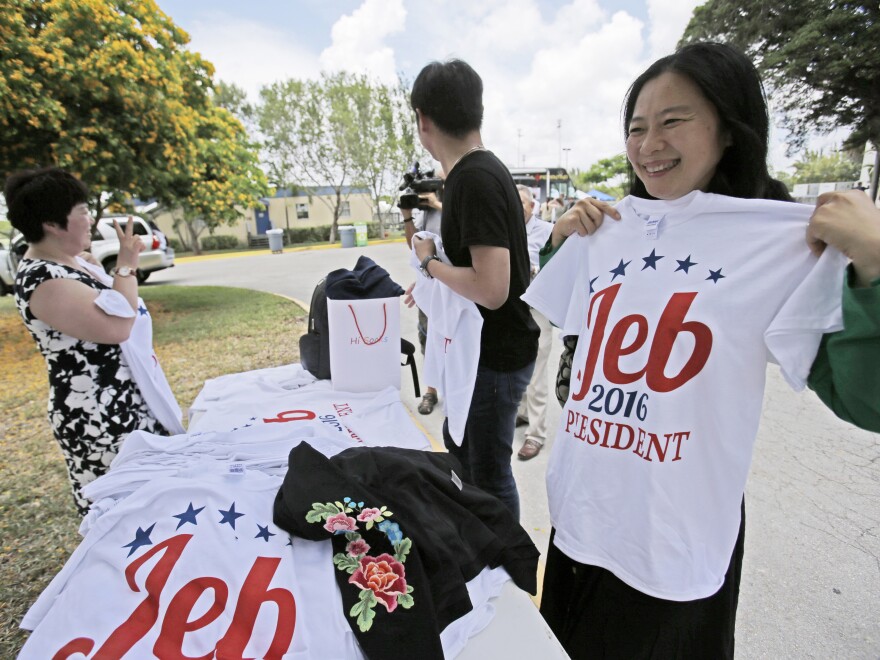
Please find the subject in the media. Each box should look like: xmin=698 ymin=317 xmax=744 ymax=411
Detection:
xmin=529 ymin=42 xmax=880 ymax=659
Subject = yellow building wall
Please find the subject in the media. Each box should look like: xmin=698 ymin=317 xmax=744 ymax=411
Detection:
xmin=150 ymin=191 xmax=374 ymax=248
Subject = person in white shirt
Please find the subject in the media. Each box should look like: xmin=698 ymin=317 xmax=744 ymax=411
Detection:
xmin=401 ymin=169 xmax=444 ymax=415
xmin=514 ymin=185 xmax=554 ymax=460
xmin=526 ymin=42 xmax=880 ymax=659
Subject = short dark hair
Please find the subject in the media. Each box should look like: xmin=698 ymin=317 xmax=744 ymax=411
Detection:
xmin=410 ymin=59 xmax=484 ymax=138
xmin=4 ymin=167 xmax=90 ymax=242
xmin=623 ymin=42 xmax=791 ymax=202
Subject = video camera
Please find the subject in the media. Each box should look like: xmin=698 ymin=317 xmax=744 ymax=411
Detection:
xmin=397 ymin=161 xmax=443 ymax=211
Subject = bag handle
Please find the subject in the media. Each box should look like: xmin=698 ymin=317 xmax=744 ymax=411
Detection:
xmin=348 ymin=303 xmax=387 ymax=345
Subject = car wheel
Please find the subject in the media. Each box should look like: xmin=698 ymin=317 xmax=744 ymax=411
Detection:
xmin=137 ymin=269 xmax=149 ymax=284
xmin=102 ymin=258 xmax=117 ymax=276
xmin=0 ymin=279 xmax=10 ymax=296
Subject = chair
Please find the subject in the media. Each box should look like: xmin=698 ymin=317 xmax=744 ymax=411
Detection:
xmin=400 ymin=339 xmax=421 ymax=398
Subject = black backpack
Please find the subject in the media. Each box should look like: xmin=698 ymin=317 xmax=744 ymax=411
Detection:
xmin=299 ymin=278 xmax=331 ymax=379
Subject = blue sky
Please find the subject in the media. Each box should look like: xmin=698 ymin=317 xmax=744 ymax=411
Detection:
xmin=154 ymin=0 xmax=837 ymax=174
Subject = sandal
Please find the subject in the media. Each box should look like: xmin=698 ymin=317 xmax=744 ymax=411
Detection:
xmin=418 ymin=392 xmax=438 ymax=415
xmin=517 ymin=438 xmax=543 ymax=461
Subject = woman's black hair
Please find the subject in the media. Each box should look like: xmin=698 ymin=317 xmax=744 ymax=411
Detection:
xmin=4 ymin=167 xmax=90 ymax=243
xmin=623 ymin=42 xmax=791 ymax=202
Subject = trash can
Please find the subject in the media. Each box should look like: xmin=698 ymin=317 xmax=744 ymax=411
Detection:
xmin=354 ymin=223 xmax=368 ymax=247
xmin=339 ymin=225 xmax=356 ymax=248
xmin=266 ymin=228 xmax=284 ymax=253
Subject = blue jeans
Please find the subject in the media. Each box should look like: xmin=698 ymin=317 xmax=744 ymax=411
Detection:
xmin=443 ymin=361 xmax=535 ymax=521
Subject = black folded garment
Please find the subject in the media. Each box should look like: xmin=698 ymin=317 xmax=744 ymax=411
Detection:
xmin=274 ymin=442 xmax=539 ymax=660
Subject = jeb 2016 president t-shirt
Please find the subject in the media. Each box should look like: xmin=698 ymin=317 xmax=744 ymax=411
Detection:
xmin=523 ymin=191 xmax=847 ymax=601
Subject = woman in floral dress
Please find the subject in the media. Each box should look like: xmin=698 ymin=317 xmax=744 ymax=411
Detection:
xmin=7 ymin=168 xmax=169 ymax=515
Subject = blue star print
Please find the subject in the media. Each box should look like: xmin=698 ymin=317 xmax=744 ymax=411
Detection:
xmin=123 ymin=523 xmax=156 ymax=557
xmin=706 ymin=268 xmax=725 ymax=283
xmin=255 ymin=524 xmax=276 ymax=542
xmin=589 ymin=276 xmax=599 ymax=294
xmin=609 ymin=259 xmax=631 ymax=281
xmin=138 ymin=305 xmax=148 ymax=316
xmin=173 ymin=503 xmax=205 ymax=529
xmin=675 ymin=255 xmax=698 ymax=274
xmin=641 ymin=249 xmax=664 ymax=270
xmin=219 ymin=503 xmax=245 ymax=530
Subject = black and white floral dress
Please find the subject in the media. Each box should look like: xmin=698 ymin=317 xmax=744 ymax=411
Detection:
xmin=14 ymin=258 xmax=166 ymax=514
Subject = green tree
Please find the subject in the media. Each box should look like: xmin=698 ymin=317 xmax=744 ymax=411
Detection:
xmin=258 ymin=72 xmax=419 ymax=241
xmin=680 ymin=1 xmax=880 ymax=197
xmin=0 ymin=0 xmax=206 ymax=215
xmin=348 ymin=76 xmax=422 ymax=237
xmin=166 ymin=106 xmax=268 ymax=255
xmin=789 ymin=148 xmax=861 ymax=184
xmin=572 ymin=154 xmax=628 ymax=199
xmin=259 ymin=74 xmax=355 ymax=242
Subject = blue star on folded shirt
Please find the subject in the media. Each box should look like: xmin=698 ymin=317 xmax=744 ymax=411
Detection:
xmin=255 ymin=524 xmax=276 ymax=542
xmin=589 ymin=276 xmax=599 ymax=294
xmin=219 ymin=503 xmax=245 ymax=530
xmin=138 ymin=305 xmax=148 ymax=316
xmin=174 ymin=503 xmax=205 ymax=529
xmin=123 ymin=523 xmax=156 ymax=557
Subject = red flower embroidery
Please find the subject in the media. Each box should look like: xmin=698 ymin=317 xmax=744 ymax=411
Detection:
xmin=346 ymin=538 xmax=371 ymax=557
xmin=324 ymin=512 xmax=358 ymax=534
xmin=356 ymin=507 xmax=384 ymax=523
xmin=348 ymin=553 xmax=408 ymax=612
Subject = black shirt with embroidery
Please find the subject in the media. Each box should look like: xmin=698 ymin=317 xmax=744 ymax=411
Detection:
xmin=274 ymin=442 xmax=539 ymax=660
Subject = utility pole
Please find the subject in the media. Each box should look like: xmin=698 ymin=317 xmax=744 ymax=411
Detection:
xmin=563 ymin=147 xmax=571 ymax=171
xmin=557 ymin=119 xmax=562 ymax=166
xmin=517 ymin=128 xmax=522 ymax=165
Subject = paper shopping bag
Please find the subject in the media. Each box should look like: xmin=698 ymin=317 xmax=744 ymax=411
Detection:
xmin=327 ymin=297 xmax=401 ymax=392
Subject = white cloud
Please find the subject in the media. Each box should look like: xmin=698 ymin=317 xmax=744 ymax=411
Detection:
xmin=320 ymin=0 xmax=407 ymax=83
xmin=175 ymin=1 xmax=811 ymax=174
xmin=182 ymin=14 xmax=321 ymax=100
xmin=646 ymin=0 xmax=703 ymax=60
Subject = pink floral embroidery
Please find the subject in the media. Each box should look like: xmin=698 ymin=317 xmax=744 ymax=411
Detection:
xmin=349 ymin=553 xmax=408 ymax=612
xmin=356 ymin=507 xmax=384 ymax=523
xmin=324 ymin=512 xmax=358 ymax=534
xmin=346 ymin=538 xmax=371 ymax=557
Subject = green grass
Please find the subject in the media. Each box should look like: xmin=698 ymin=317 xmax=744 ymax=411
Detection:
xmin=0 ymin=286 xmax=305 ymax=656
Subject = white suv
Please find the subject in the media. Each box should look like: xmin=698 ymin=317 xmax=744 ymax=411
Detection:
xmin=90 ymin=215 xmax=175 ymax=283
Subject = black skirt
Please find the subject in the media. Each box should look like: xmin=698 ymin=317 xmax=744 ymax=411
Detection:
xmin=540 ymin=500 xmax=745 ymax=660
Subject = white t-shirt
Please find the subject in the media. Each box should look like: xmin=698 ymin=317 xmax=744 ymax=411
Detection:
xmin=25 ymin=468 xmax=513 ymax=659
xmin=81 ymin=259 xmax=184 ymax=434
xmin=188 ymin=381 xmax=430 ymax=452
xmin=410 ymin=231 xmax=483 ymax=444
xmin=523 ymin=192 xmax=847 ymax=600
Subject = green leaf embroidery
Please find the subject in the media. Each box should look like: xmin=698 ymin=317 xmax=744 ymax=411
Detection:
xmin=353 ymin=588 xmax=377 ymax=632
xmin=332 ymin=553 xmax=361 ymax=573
xmin=397 ymin=592 xmax=414 ymax=609
xmin=306 ymin=501 xmax=341 ymax=523
xmin=345 ymin=531 xmax=360 ymax=542
xmin=393 ymin=537 xmax=412 ymax=563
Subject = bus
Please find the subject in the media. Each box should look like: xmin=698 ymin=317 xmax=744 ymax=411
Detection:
xmin=507 ymin=167 xmax=577 ymax=207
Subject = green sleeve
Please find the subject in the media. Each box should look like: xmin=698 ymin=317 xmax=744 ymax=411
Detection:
xmin=538 ymin=236 xmax=563 ymax=270
xmin=807 ymin=266 xmax=880 ymax=433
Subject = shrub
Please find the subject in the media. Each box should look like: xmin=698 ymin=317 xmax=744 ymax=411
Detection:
xmin=200 ymin=235 xmax=240 ymax=251
xmin=167 ymin=238 xmax=184 ymax=253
